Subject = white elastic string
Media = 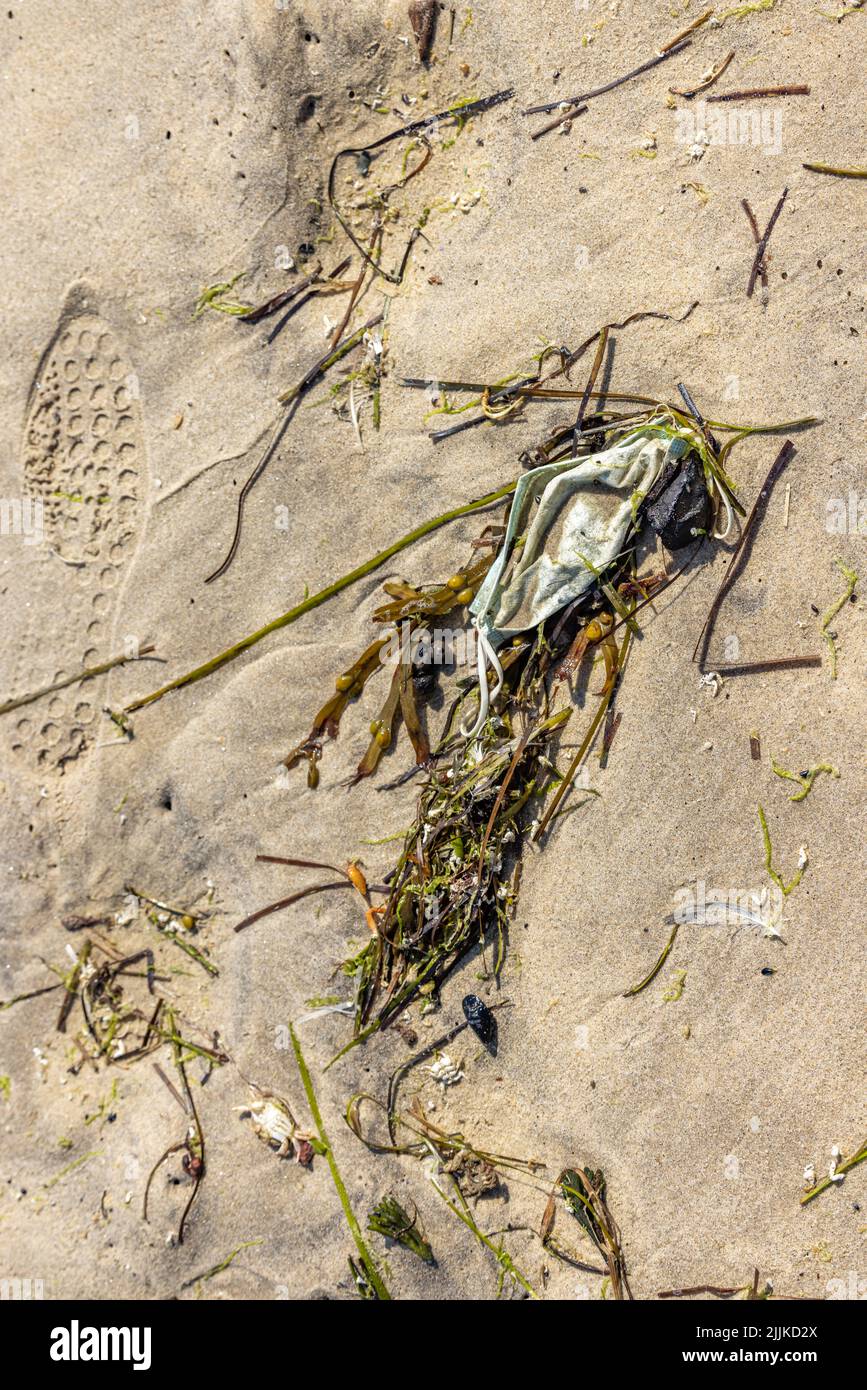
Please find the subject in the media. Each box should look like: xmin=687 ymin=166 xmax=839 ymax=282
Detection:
xmin=711 ymin=476 xmax=734 ymax=540
xmin=461 ymin=623 xmax=504 ymax=741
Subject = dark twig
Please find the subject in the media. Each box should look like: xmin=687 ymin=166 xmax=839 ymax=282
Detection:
xmin=525 ymin=38 xmax=692 ymax=137
xmin=328 ymin=236 xmax=380 ymax=352
xmin=693 ymin=440 xmax=820 ymax=673
xmin=670 ymin=50 xmax=734 ymax=99
xmin=264 ymin=257 xmax=353 ymax=346
xmin=524 ymin=38 xmax=692 ymax=115
xmin=204 ymin=314 xmax=382 ymax=584
xmin=741 ymin=199 xmax=769 ymax=302
xmin=707 ymin=86 xmax=810 ymax=102
xmin=660 ymin=7 xmax=714 ymax=51
xmin=239 ymin=263 xmax=322 ymax=325
xmin=598 ymin=709 xmax=622 ymax=769
xmin=233 ymin=882 xmax=352 ymax=933
xmin=204 ymin=404 xmax=299 ymax=585
xmin=576 ymin=325 xmax=609 ymax=428
xmin=746 ymin=188 xmax=788 ymax=299
xmin=529 ymin=104 xmax=588 ymax=142
xmin=677 ymin=381 xmax=720 ymax=457
xmin=714 ymin=656 xmax=822 ymax=674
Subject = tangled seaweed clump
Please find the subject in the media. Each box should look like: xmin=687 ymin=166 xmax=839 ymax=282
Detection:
xmin=264 ymin=397 xmax=800 ymax=1056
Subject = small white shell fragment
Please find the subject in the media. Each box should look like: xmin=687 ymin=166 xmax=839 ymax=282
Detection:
xmin=688 ymin=131 xmax=711 ymax=161
xmin=427 ymin=1053 xmax=464 ymax=1087
xmin=828 ymin=1144 xmax=845 ymax=1183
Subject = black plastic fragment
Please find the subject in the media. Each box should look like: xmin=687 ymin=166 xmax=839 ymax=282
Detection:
xmin=462 ymin=993 xmax=497 ymax=1053
xmin=645 ymin=453 xmax=712 ymax=550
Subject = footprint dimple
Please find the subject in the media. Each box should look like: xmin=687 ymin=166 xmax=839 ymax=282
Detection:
xmin=10 ymin=303 xmax=147 ymax=770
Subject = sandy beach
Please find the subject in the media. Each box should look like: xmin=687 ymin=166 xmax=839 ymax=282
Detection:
xmin=0 ymin=0 xmax=864 ymax=1302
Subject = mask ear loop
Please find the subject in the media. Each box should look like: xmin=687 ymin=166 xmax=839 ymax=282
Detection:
xmin=460 ymin=623 xmax=504 ymax=741
xmin=711 ymin=475 xmax=735 ymax=539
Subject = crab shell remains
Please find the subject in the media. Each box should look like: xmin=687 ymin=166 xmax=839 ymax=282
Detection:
xmin=236 ymin=1096 xmax=296 ymax=1157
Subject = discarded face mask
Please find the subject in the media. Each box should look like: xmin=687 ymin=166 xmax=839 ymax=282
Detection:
xmin=463 ymin=425 xmax=686 ymax=737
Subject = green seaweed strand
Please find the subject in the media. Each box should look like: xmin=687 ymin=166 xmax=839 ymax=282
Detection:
xmin=770 ymin=757 xmax=839 ymax=803
xmin=801 ymin=1138 xmax=867 ymax=1206
xmin=758 ymin=805 xmax=805 ymax=897
xmin=820 ymin=559 xmax=858 ymax=679
xmin=433 ymin=1177 xmax=538 ymax=1298
xmin=124 ymin=480 xmax=519 ymax=715
xmin=289 ymin=1024 xmax=391 ymax=1300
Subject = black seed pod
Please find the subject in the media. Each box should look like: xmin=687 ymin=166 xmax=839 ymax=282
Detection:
xmin=412 ymin=660 xmax=436 ymax=697
xmin=462 ymin=994 xmax=497 ymax=1053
